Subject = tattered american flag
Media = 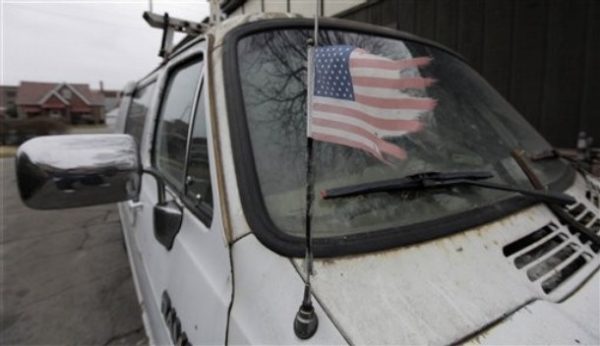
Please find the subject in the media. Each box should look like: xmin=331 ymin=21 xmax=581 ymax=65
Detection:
xmin=308 ymin=45 xmax=437 ymax=163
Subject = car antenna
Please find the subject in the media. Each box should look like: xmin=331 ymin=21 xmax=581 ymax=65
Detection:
xmin=293 ymin=0 xmax=321 ymax=340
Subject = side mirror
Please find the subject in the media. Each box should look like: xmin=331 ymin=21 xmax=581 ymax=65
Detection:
xmin=16 ymin=134 xmax=141 ymax=209
xmin=141 ymin=168 xmax=183 ymax=250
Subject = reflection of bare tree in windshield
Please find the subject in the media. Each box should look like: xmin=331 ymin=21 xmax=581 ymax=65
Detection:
xmin=236 ymin=28 xmax=566 ymax=240
xmin=242 ymin=30 xmax=307 ymax=147
xmin=243 ymin=30 xmax=390 ymax=141
xmin=239 ymin=29 xmax=404 ymax=193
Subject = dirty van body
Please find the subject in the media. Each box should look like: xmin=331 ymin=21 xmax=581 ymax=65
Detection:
xmin=15 ymin=13 xmax=600 ymax=345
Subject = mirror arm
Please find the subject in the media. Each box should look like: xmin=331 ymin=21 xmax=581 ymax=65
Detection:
xmin=142 ymin=168 xmax=167 ymax=205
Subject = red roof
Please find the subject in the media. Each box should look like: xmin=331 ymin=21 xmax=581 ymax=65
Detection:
xmin=16 ymin=81 xmax=105 ymax=106
xmin=16 ymin=82 xmax=55 ymax=105
xmin=87 ymin=90 xmax=105 ymax=105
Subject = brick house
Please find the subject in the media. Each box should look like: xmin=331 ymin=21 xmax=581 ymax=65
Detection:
xmin=16 ymin=82 xmax=106 ymax=124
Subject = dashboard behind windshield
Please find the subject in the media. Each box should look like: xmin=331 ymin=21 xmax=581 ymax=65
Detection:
xmin=225 ymin=20 xmax=572 ymax=257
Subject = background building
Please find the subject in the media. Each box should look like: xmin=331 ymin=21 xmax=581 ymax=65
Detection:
xmin=15 ymin=81 xmax=106 ymax=124
xmin=222 ymin=0 xmax=599 ymax=149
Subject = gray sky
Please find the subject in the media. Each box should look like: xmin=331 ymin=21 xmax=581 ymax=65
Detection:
xmin=1 ymin=0 xmax=210 ymax=90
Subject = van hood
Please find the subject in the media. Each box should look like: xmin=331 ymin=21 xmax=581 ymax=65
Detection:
xmin=293 ymin=174 xmax=600 ymax=344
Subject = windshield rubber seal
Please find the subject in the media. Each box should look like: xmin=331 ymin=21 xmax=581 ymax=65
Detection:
xmin=222 ymin=17 xmax=575 ymax=258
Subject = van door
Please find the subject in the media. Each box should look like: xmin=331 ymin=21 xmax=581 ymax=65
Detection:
xmin=120 ymin=79 xmax=156 ymax=230
xmin=125 ymin=46 xmax=232 ymax=345
xmin=118 ymin=78 xmax=159 ymax=337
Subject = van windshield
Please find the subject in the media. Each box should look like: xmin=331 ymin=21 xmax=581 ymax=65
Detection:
xmin=234 ymin=27 xmax=571 ymax=242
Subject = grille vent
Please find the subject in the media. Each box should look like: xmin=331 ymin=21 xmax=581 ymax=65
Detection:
xmin=585 ymin=190 xmax=599 ymax=208
xmin=584 ymin=179 xmax=600 ymax=208
xmin=564 ymin=201 xmax=600 ymax=253
xmin=503 ymin=222 xmax=595 ymax=294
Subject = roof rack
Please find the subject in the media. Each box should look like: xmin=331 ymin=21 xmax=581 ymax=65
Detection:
xmin=143 ymin=11 xmax=210 ymax=58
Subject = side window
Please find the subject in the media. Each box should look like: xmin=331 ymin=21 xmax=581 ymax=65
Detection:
xmin=185 ymin=85 xmax=213 ymax=221
xmin=124 ymin=81 xmax=156 ymax=147
xmin=154 ymin=59 xmax=203 ymax=190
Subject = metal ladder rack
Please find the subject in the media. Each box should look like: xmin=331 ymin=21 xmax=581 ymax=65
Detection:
xmin=143 ymin=11 xmax=209 ymax=58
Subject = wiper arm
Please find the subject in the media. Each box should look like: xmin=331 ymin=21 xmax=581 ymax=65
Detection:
xmin=322 ymin=170 xmax=575 ymax=206
xmin=529 ymin=148 xmax=561 ymax=161
xmin=512 ymin=149 xmax=600 ymax=247
xmin=528 ymin=148 xmax=580 ymax=164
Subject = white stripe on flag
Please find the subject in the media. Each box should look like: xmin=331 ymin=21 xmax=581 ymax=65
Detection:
xmin=352 ymin=86 xmax=432 ymax=102
xmin=313 ymin=96 xmax=427 ymax=120
xmin=349 ymin=67 xmax=404 ymax=80
xmin=312 ymin=110 xmax=411 ymax=138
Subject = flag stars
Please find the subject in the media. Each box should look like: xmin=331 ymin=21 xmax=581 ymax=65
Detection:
xmin=314 ymin=45 xmax=355 ymax=101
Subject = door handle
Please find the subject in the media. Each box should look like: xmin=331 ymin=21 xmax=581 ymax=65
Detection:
xmin=126 ymin=200 xmax=143 ymax=226
xmin=127 ymin=200 xmax=144 ymax=211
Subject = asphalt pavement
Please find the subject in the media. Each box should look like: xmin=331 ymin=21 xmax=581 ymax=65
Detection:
xmin=1 ymin=157 xmax=146 ymax=345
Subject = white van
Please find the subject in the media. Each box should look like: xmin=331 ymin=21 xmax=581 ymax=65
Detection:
xmin=16 ymin=13 xmax=600 ymax=345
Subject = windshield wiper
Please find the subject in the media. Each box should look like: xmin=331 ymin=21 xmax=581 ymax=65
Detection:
xmin=321 ymin=170 xmax=575 ymax=206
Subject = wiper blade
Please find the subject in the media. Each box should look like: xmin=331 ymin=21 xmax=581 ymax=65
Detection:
xmin=322 ymin=171 xmax=492 ymax=197
xmin=322 ymin=170 xmax=575 ymax=206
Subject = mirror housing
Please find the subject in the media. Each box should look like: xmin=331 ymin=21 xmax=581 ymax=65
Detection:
xmin=154 ymin=200 xmax=184 ymax=250
xmin=16 ymin=134 xmax=141 ymax=209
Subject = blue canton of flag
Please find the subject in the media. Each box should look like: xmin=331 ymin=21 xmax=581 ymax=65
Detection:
xmin=314 ymin=45 xmax=355 ymax=101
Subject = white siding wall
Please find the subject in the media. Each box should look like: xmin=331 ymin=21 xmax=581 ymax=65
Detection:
xmin=225 ymin=0 xmax=366 ymax=17
xmin=266 ymin=0 xmax=287 ymax=12
xmin=324 ymin=0 xmax=364 ymax=16
xmin=290 ymin=0 xmax=315 ymax=16
xmin=244 ymin=0 xmax=262 ymax=13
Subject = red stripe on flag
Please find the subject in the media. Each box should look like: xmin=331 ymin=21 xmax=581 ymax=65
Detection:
xmin=378 ymin=140 xmax=407 ymax=160
xmin=313 ymin=102 xmax=422 ymax=132
xmin=350 ymin=56 xmax=432 ymax=71
xmin=311 ymin=132 xmax=386 ymax=162
xmin=355 ymin=94 xmax=437 ymax=110
xmin=352 ymin=76 xmax=436 ymax=90
xmin=312 ymin=118 xmax=407 ymax=160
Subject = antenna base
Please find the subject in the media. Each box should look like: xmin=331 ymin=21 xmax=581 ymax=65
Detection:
xmin=293 ymin=302 xmax=319 ymax=339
